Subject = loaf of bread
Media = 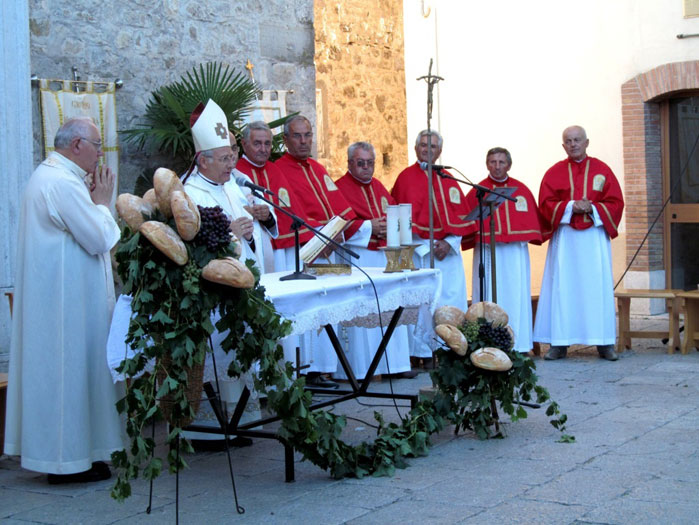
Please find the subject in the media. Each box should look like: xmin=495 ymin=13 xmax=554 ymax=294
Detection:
xmin=202 ymin=257 xmax=255 ymax=289
xmin=435 ymin=324 xmax=469 ymax=356
xmin=170 ymin=190 xmax=200 ymax=241
xmin=470 ymin=347 xmax=513 ymax=371
xmin=116 ymin=193 xmax=154 ymax=231
xmin=139 ymin=221 xmax=188 ymax=266
xmin=464 ymin=301 xmax=509 ymax=327
xmin=142 ymin=188 xmax=159 ymax=210
xmin=433 ymin=305 xmax=466 ymax=328
xmin=153 ymin=168 xmax=184 ymax=218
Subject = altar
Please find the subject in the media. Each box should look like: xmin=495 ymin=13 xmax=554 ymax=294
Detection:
xmin=187 ymin=266 xmax=442 ymax=480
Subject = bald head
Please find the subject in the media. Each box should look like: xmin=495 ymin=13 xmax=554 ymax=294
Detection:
xmin=562 ymin=125 xmax=589 ymax=162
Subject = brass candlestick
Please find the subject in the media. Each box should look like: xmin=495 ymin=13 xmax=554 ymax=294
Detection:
xmin=379 ymin=246 xmax=404 ymax=273
xmin=399 ymin=244 xmax=420 ymax=271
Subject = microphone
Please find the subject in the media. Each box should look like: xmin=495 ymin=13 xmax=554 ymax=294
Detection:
xmin=235 ymin=175 xmax=275 ymax=196
xmin=419 ymin=161 xmax=453 ymax=171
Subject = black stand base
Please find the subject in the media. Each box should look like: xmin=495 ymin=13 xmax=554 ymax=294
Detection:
xmin=185 ymin=307 xmax=417 ymax=483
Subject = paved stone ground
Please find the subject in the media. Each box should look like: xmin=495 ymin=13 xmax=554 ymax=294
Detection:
xmin=1 ymin=314 xmax=698 ymax=524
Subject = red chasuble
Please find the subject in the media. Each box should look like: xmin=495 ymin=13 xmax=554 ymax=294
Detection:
xmin=275 ymin=153 xmax=360 ymax=240
xmin=390 ymin=162 xmax=475 ymax=240
xmin=236 ymin=157 xmax=317 ymax=249
xmin=461 ymin=175 xmax=545 ymax=250
xmin=538 ymin=156 xmax=624 ymax=239
xmin=336 ymin=172 xmax=395 ymax=250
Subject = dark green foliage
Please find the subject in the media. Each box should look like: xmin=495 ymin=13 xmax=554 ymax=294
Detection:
xmin=430 ymin=319 xmax=571 ymax=440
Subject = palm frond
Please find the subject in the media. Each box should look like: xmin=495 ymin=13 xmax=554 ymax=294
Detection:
xmin=120 ymin=62 xmax=260 ymax=165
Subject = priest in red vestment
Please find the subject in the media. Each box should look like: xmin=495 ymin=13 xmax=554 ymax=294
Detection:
xmin=335 ymin=141 xmax=416 ymax=380
xmin=274 ymin=116 xmax=365 ymax=387
xmin=462 ymin=147 xmax=545 ymax=354
xmin=237 ymin=120 xmax=318 ymax=271
xmin=533 ymin=125 xmax=624 ymax=361
xmin=391 ymin=130 xmax=475 ymax=364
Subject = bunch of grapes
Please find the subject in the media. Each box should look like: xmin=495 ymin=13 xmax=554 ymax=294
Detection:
xmin=183 ymin=260 xmax=201 ymax=281
xmin=193 ymin=205 xmax=232 ymax=252
xmin=461 ymin=321 xmax=480 ymax=342
xmin=477 ymin=323 xmax=513 ymax=351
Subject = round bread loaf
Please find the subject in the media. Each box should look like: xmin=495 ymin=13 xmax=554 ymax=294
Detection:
xmin=202 ymin=257 xmax=255 ymax=289
xmin=139 ymin=221 xmax=188 ymax=266
xmin=433 ymin=305 xmax=466 ymax=327
xmin=170 ymin=190 xmax=200 ymax=241
xmin=143 ymin=188 xmax=159 ymax=210
xmin=470 ymin=347 xmax=513 ymax=371
xmin=116 ymin=193 xmax=154 ymax=231
xmin=465 ymin=301 xmax=509 ymax=327
xmin=153 ymin=168 xmax=184 ymax=218
xmin=435 ymin=324 xmax=469 ymax=356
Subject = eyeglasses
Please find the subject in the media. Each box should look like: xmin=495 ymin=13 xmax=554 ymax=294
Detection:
xmin=80 ymin=137 xmax=103 ymax=152
xmin=215 ymin=154 xmax=237 ymax=163
xmin=353 ymin=159 xmax=375 ymax=168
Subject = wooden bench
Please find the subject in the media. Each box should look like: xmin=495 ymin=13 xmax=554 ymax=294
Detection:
xmin=615 ymin=289 xmax=682 ymax=354
xmin=677 ymin=290 xmax=699 ymax=355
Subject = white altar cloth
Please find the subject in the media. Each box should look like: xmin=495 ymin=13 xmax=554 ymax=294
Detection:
xmin=259 ymin=267 xmax=442 ymax=336
xmin=107 ymin=268 xmax=441 ymax=382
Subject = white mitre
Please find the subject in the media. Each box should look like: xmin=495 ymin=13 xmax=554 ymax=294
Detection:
xmin=191 ymin=99 xmax=230 ymax=153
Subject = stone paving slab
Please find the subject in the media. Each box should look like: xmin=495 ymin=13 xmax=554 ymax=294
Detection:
xmin=2 ymin=315 xmax=699 ymax=523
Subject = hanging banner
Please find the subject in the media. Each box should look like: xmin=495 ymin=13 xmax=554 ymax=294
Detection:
xmin=38 ymin=79 xmax=119 ymax=208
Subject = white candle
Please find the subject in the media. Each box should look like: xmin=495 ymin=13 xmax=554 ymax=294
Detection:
xmin=386 ymin=205 xmax=400 ymax=247
xmin=399 ymin=203 xmax=412 ymax=245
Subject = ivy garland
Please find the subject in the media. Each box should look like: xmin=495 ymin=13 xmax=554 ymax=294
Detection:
xmin=110 ymin=212 xmax=571 ymax=502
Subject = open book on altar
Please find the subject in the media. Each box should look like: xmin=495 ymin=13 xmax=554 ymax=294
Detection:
xmin=299 ymin=215 xmax=348 ymax=264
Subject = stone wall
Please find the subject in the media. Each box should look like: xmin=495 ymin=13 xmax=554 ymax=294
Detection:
xmin=314 ymin=0 xmax=408 ymax=187
xmin=28 ymin=0 xmax=318 ymax=193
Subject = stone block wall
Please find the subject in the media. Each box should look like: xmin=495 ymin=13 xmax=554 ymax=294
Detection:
xmin=314 ymin=0 xmax=408 ymax=187
xmin=28 ymin=0 xmax=317 ymax=193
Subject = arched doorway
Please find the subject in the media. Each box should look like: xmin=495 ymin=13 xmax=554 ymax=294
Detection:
xmin=621 ymin=61 xmax=699 ymax=313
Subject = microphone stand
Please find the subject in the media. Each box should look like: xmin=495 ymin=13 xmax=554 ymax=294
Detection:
xmin=437 ymin=169 xmax=516 ymax=303
xmin=246 ymin=187 xmax=359 ymax=281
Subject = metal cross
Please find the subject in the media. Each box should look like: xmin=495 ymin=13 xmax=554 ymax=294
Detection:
xmin=245 ymin=59 xmax=255 ymax=83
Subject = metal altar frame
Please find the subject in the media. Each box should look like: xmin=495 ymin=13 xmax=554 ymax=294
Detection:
xmin=184 ymin=305 xmax=418 ymax=482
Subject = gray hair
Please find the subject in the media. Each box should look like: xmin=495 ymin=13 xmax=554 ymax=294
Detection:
xmin=195 ymin=149 xmax=213 ymax=168
xmin=242 ymin=120 xmax=272 ymax=141
xmin=283 ymin=115 xmax=311 ymax=136
xmin=486 ymin=147 xmax=512 ymax=166
xmin=347 ymin=141 xmax=375 ymax=160
xmin=53 ymin=118 xmax=95 ymax=149
xmin=415 ymin=129 xmax=443 ymax=148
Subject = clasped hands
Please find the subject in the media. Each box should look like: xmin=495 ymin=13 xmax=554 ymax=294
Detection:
xmin=572 ymin=198 xmax=593 ymax=215
xmin=86 ymin=165 xmax=114 ymax=207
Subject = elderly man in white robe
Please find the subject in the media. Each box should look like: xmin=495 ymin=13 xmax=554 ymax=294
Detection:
xmin=4 ymin=118 xmax=124 ymax=484
xmin=182 ymin=100 xmax=277 ymax=447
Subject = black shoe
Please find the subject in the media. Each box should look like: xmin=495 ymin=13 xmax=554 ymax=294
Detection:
xmin=304 ymin=372 xmax=339 ymax=389
xmin=597 ymin=345 xmax=619 ymax=361
xmin=385 ymin=370 xmax=419 ymax=379
xmin=47 ymin=463 xmax=111 ymax=485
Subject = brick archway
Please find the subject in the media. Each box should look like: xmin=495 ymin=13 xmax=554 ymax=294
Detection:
xmin=620 ymin=61 xmax=699 ymax=309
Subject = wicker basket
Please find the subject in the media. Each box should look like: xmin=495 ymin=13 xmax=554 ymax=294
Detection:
xmin=155 ymin=356 xmax=205 ymax=427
